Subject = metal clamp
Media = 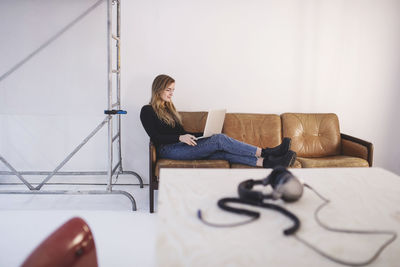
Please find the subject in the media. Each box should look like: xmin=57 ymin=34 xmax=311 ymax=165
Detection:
xmin=104 ymin=110 xmax=127 ymax=115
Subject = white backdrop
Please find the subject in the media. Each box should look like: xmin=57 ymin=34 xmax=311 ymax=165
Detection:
xmin=1 ymin=0 xmax=399 ymax=183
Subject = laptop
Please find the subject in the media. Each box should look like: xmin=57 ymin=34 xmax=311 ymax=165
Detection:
xmin=196 ymin=109 xmax=226 ymax=140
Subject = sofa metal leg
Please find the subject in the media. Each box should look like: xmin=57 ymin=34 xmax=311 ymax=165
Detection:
xmin=149 ymin=182 xmax=154 ymax=213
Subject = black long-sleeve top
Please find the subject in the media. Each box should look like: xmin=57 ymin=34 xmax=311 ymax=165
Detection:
xmin=140 ymin=105 xmax=202 ymax=147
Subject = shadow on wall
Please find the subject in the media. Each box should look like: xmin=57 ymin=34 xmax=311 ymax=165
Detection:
xmin=382 ymin=78 xmax=400 ymax=175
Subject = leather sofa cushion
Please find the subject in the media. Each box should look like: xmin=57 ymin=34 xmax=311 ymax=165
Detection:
xmin=296 ymin=156 xmax=369 ymax=168
xmin=231 ymin=159 xmax=302 ymax=169
xmin=230 ymin=163 xmax=262 ymax=169
xmin=181 ymin=112 xmax=283 ymax=149
xmin=180 ymin=112 xmax=208 ymax=133
xmin=155 ymin=159 xmax=229 ymax=179
xmin=222 ymin=113 xmax=282 ymax=148
xmin=282 ymin=113 xmax=341 ymax=158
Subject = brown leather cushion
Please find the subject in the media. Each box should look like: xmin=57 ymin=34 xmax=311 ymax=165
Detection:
xmin=180 ymin=112 xmax=283 ymax=149
xmin=282 ymin=113 xmax=341 ymax=157
xmin=222 ymin=113 xmax=282 ymax=148
xmin=223 ymin=113 xmax=282 ymax=148
xmin=231 ymin=160 xmax=302 ymax=169
xmin=180 ymin=111 xmax=208 ymax=133
xmin=155 ymin=159 xmax=229 ymax=178
xmin=230 ymin=163 xmax=262 ymax=169
xmin=296 ymin=156 xmax=369 ymax=168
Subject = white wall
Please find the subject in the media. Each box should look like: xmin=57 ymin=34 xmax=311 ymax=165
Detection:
xmin=1 ymin=0 xmax=399 ymax=183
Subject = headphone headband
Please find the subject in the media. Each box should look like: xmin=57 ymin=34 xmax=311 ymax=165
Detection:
xmin=238 ymin=179 xmax=274 ymax=203
xmin=238 ymin=167 xmax=303 ymax=203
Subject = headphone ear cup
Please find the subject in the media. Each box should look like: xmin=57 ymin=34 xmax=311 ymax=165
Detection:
xmin=269 ymin=167 xmax=304 ymax=202
xmin=238 ymin=180 xmax=264 ymax=203
xmin=279 ymin=175 xmax=304 ymax=202
xmin=266 ymin=166 xmax=292 ymax=188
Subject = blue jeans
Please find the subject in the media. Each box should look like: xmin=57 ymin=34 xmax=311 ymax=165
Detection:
xmin=159 ymin=134 xmax=258 ymax=166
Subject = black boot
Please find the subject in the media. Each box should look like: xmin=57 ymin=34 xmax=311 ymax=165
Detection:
xmin=261 ymin=137 xmax=291 ymax=157
xmin=263 ymin=150 xmax=297 ymax=168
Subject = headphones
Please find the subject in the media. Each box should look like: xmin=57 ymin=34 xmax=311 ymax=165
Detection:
xmin=198 ymin=166 xmax=397 ymax=265
xmin=198 ymin=166 xmax=304 ymax=235
xmin=238 ymin=166 xmax=304 ymax=203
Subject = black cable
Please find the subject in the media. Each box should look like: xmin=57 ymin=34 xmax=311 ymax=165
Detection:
xmin=197 ymin=178 xmax=397 ymax=266
xmin=197 ymin=197 xmax=300 ymax=235
xmin=197 ymin=209 xmax=258 ymax=228
xmin=292 ymin=183 xmax=398 ymax=266
xmin=196 ymin=183 xmax=397 ymax=266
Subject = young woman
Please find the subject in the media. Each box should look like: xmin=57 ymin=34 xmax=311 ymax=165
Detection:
xmin=140 ymin=74 xmax=296 ymax=168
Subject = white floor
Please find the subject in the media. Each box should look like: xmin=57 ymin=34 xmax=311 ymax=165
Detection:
xmin=0 ymin=175 xmax=157 ymax=267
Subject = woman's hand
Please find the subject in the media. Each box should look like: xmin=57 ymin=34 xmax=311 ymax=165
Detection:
xmin=179 ymin=134 xmax=197 ymax=146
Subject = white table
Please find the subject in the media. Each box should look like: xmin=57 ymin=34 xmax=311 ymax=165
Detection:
xmin=156 ymin=167 xmax=400 ymax=267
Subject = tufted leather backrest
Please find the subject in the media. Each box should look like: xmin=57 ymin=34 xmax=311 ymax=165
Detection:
xmin=281 ymin=113 xmax=341 ymax=157
xmin=223 ymin=113 xmax=282 ymax=148
xmin=180 ymin=112 xmax=282 ymax=148
xmin=180 ymin=112 xmax=208 ymax=133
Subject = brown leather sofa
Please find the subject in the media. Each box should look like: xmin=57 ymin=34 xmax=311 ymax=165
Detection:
xmin=148 ymin=112 xmax=373 ymax=212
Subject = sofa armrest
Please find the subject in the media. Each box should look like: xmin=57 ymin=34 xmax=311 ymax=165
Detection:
xmin=341 ymin=133 xmax=373 ymax=166
xmin=149 ymin=141 xmax=157 ymax=165
xmin=149 ymin=141 xmax=157 ymax=181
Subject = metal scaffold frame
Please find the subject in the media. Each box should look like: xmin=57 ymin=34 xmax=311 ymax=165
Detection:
xmin=0 ymin=0 xmax=143 ymax=210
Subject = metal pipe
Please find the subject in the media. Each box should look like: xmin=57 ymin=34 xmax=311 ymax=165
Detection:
xmin=0 ymin=0 xmax=105 ymax=83
xmin=107 ymin=118 xmax=113 ymax=192
xmin=122 ymin=171 xmax=144 ymax=188
xmin=0 ymin=170 xmax=144 ymax=187
xmin=107 ymin=0 xmax=113 ymax=111
xmin=116 ymin=0 xmax=124 ymax=173
xmin=112 ymin=134 xmax=119 ymax=142
xmin=112 ymin=161 xmax=121 ymax=176
xmin=107 ymin=0 xmax=114 ymax=192
xmin=0 ymin=190 xmax=137 ymax=211
xmin=35 ymin=117 xmax=108 ymax=190
xmin=0 ymin=156 xmax=34 ymax=190
xmin=0 ymin=182 xmax=142 ymax=186
xmin=0 ymin=0 xmax=144 ymax=212
xmin=1 ymin=171 xmax=112 ymax=176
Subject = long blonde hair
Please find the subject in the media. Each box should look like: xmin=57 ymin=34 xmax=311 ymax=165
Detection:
xmin=150 ymin=74 xmax=182 ymax=127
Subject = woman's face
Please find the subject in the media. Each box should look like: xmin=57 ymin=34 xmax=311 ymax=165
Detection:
xmin=160 ymin=82 xmax=175 ymax=102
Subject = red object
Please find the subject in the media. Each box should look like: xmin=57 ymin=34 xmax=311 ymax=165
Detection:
xmin=21 ymin=217 xmax=98 ymax=267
